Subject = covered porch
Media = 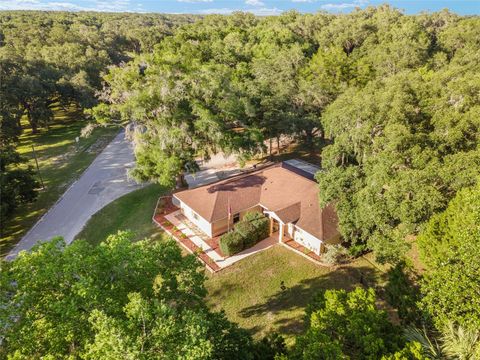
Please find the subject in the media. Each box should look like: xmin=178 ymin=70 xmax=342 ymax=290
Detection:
xmin=267 ymin=214 xmax=291 ymax=243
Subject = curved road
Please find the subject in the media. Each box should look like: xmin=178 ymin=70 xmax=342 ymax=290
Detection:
xmin=7 ymin=130 xmax=143 ymax=260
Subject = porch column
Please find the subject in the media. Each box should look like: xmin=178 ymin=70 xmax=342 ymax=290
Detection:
xmin=269 ymin=217 xmax=274 ymax=236
xmin=279 ymin=223 xmax=284 ymax=243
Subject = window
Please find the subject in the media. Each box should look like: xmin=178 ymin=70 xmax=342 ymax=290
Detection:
xmin=193 ymin=212 xmax=199 ymax=220
xmin=233 ymin=213 xmax=240 ymax=224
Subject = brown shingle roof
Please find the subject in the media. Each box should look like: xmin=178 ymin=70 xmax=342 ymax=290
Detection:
xmin=173 ymin=164 xmax=339 ymax=242
xmin=274 ymin=202 xmax=301 ymax=224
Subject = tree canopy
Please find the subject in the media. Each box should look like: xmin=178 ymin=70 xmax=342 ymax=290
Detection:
xmin=288 ymin=287 xmax=422 ymax=360
xmin=417 ymin=182 xmax=480 ymax=330
xmin=91 ymin=7 xmax=480 ymax=262
xmin=0 ymin=231 xmax=253 ymax=359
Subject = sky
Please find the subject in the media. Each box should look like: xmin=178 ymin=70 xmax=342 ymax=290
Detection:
xmin=0 ymin=0 xmax=479 ymax=15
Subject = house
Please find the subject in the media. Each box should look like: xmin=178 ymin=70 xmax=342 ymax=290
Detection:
xmin=172 ymin=161 xmax=341 ymax=255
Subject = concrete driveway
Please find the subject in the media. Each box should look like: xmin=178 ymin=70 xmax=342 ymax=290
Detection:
xmin=6 ymin=130 xmax=143 ymax=260
xmin=185 ymin=153 xmax=241 ymax=188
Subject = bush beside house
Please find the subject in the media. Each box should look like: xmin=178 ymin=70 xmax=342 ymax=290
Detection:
xmin=219 ymin=231 xmax=244 ymax=256
xmin=219 ymin=212 xmax=269 ymax=256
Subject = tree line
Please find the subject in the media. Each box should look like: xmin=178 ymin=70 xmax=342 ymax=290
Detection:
xmin=92 ymin=6 xmax=480 ymax=264
xmin=0 ymin=11 xmax=194 ymax=224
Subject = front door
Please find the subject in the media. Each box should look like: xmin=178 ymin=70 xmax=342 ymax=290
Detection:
xmin=272 ymin=218 xmax=279 ymax=233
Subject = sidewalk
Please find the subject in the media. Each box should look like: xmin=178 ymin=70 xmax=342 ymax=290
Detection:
xmin=153 ymin=202 xmax=277 ymax=272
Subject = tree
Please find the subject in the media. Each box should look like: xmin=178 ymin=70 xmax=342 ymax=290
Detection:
xmin=418 ymin=182 xmax=480 ymax=330
xmin=91 ymin=14 xmax=265 ymax=186
xmin=0 ymin=145 xmax=38 ymax=226
xmin=290 ymin=288 xmax=405 ymax=359
xmin=0 ymin=11 xmax=194 ymax=134
xmin=0 ymin=231 xmax=253 ymax=359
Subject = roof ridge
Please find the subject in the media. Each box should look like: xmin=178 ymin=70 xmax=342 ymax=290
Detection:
xmin=209 ymin=190 xmax=220 ymax=221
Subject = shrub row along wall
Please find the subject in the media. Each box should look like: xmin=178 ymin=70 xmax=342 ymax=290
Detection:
xmin=219 ymin=212 xmax=269 ymax=256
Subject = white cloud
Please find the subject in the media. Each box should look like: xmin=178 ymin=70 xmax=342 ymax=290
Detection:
xmin=251 ymin=7 xmax=282 ymax=15
xmin=198 ymin=7 xmax=237 ymax=14
xmin=320 ymin=0 xmax=368 ymax=10
xmin=0 ymin=0 xmax=142 ymax=11
xmin=245 ymin=0 xmax=264 ymax=6
xmin=199 ymin=6 xmax=282 ymax=15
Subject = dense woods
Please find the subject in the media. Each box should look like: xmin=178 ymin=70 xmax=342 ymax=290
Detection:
xmin=94 ymin=7 xmax=480 ymax=263
xmin=1 ymin=7 xmax=480 ymax=359
xmin=0 ymin=11 xmax=194 ymax=223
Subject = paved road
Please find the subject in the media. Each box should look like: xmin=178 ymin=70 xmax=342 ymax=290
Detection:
xmin=7 ymin=130 xmax=143 ymax=260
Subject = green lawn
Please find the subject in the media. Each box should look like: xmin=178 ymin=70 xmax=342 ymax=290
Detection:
xmin=76 ymin=183 xmax=169 ymax=246
xmin=1 ymin=106 xmax=119 ymax=257
xmin=205 ymin=247 xmax=385 ymax=343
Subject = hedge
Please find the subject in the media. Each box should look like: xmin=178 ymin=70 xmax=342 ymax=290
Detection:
xmin=219 ymin=211 xmax=270 ymax=256
xmin=235 ymin=221 xmax=257 ymax=248
xmin=219 ymin=231 xmax=244 ymax=256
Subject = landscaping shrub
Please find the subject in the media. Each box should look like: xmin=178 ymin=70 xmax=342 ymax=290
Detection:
xmin=235 ymin=220 xmax=258 ymax=247
xmin=323 ymin=244 xmax=348 ymax=264
xmin=242 ymin=211 xmax=269 ymax=242
xmin=219 ymin=231 xmax=244 ymax=256
xmin=347 ymin=243 xmax=367 ymax=257
xmin=251 ymin=216 xmax=269 ymax=240
xmin=219 ymin=212 xmax=270 ymax=256
xmin=242 ymin=211 xmax=263 ymax=222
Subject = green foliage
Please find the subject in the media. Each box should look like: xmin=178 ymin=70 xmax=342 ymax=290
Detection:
xmin=252 ymin=333 xmax=287 ymax=360
xmin=403 ymin=326 xmax=444 ymax=359
xmin=404 ymin=322 xmax=480 ymax=360
xmin=292 ymin=287 xmax=405 ymax=359
xmin=235 ymin=220 xmax=258 ymax=248
xmin=418 ymin=183 xmax=480 ymax=330
xmin=0 ymin=231 xmax=254 ymax=359
xmin=0 ymin=145 xmax=38 ymax=224
xmin=440 ymin=322 xmax=480 ymax=360
xmin=220 ymin=230 xmax=245 ymax=256
xmin=381 ymin=341 xmax=428 ymax=360
xmin=0 ymin=11 xmax=193 ymax=134
xmin=219 ymin=212 xmax=270 ymax=255
xmin=384 ymin=261 xmax=423 ymax=326
xmin=87 ymin=8 xmax=480 ymax=263
xmin=322 ymin=244 xmax=348 ymax=265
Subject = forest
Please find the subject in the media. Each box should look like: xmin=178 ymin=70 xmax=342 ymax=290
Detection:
xmin=1 ymin=6 xmax=480 ymax=359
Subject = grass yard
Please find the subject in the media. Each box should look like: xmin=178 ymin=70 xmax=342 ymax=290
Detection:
xmin=1 ymin=106 xmax=119 ymax=257
xmin=205 ymin=246 xmax=386 ymax=343
xmin=76 ymin=184 xmax=170 ymax=246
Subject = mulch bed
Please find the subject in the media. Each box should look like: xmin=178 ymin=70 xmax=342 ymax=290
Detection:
xmin=204 ymin=235 xmax=227 ymax=258
xmin=283 ymin=238 xmax=326 ymax=263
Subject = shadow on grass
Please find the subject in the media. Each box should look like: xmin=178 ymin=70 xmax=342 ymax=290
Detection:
xmin=238 ymin=265 xmax=378 ymax=336
xmin=208 ymin=281 xmax=241 ymax=301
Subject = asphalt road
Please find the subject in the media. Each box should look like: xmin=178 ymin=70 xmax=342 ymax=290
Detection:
xmin=6 ymin=130 xmax=143 ymax=260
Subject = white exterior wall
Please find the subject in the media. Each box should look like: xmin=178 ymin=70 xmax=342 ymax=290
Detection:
xmin=293 ymin=226 xmax=322 ymax=255
xmin=177 ymin=201 xmax=212 ymax=237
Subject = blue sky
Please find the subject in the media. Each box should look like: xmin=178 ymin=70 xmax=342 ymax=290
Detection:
xmin=0 ymin=0 xmax=478 ymax=15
